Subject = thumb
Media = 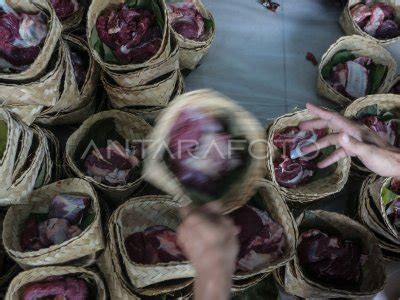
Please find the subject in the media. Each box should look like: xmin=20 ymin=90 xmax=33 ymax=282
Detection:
xmin=339 ymin=133 xmax=373 ymax=159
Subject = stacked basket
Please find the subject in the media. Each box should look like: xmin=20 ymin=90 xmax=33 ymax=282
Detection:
xmin=0 ymin=0 xmax=99 ymax=125
xmin=359 ymin=175 xmax=400 ymax=261
xmin=0 ymin=109 xmax=59 ymax=205
xmin=166 ymin=0 xmax=216 ymax=70
xmin=274 ymin=210 xmax=386 ymax=298
xmin=343 ymin=94 xmax=400 ymax=177
xmin=87 ymin=0 xmax=184 ymax=115
xmin=265 ymin=109 xmax=351 ymax=204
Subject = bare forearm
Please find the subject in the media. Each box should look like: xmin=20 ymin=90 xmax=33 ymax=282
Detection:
xmin=194 ymin=272 xmax=232 ymax=300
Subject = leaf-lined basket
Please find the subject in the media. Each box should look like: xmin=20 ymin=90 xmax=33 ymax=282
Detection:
xmin=317 ymin=35 xmax=396 ymax=106
xmin=266 ymin=109 xmax=351 ymax=204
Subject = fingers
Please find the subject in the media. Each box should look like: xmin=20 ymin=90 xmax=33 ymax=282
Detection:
xmin=338 ymin=133 xmax=372 ymax=158
xmin=306 ymin=103 xmax=335 ymax=120
xmin=317 ymin=148 xmax=348 ymax=169
xmin=301 ymin=133 xmax=341 ymax=155
xmin=299 ymin=119 xmax=328 ymax=131
xmin=305 ymin=103 xmax=364 ymax=140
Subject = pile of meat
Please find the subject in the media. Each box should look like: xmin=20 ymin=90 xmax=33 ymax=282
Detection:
xmin=50 ymin=0 xmax=79 ymax=21
xmin=0 ymin=2 xmax=48 ymax=72
xmin=326 ymin=55 xmax=380 ymax=99
xmin=167 ymin=0 xmax=205 ymax=41
xmin=20 ymin=194 xmax=90 ymax=251
xmin=386 ymin=178 xmax=400 ymax=231
xmin=298 ymin=229 xmax=365 ymax=285
xmin=230 ymin=205 xmax=286 ymax=272
xmin=168 ymin=107 xmax=244 ymax=196
xmin=84 ymin=140 xmax=142 ymax=186
xmin=351 ymin=1 xmax=400 ymax=39
xmin=273 ymin=126 xmax=327 ymax=188
xmin=22 ymin=276 xmax=89 ymax=300
xmin=125 ymin=225 xmax=186 ymax=264
xmin=124 ymin=205 xmax=286 ymax=272
xmin=360 ymin=115 xmax=399 ymax=146
xmin=96 ymin=4 xmax=162 ymax=64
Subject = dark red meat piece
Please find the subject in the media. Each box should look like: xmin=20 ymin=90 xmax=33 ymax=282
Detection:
xmin=50 ymin=0 xmax=79 ymax=21
xmin=274 ymin=157 xmax=316 ymax=188
xmin=22 ymin=277 xmax=89 ymax=300
xmin=96 ymin=5 xmax=162 ymax=64
xmin=125 ymin=225 xmax=185 ymax=264
xmin=298 ymin=229 xmax=363 ymax=285
xmin=230 ymin=205 xmax=286 ymax=272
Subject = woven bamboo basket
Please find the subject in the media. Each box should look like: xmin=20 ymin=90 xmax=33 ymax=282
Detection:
xmin=343 ymin=94 xmax=400 ymax=176
xmin=370 ymin=176 xmax=400 ymax=238
xmin=0 ymin=114 xmax=50 ymax=205
xmin=65 ymin=110 xmax=152 ymax=201
xmin=60 ymin=5 xmax=85 ymax=32
xmin=5 ymin=266 xmax=106 ymax=300
xmin=104 ymin=69 xmax=179 ymax=109
xmin=123 ymin=71 xmax=185 ymax=125
xmin=87 ymin=0 xmax=171 ymax=72
xmin=107 ymin=31 xmax=180 ymax=87
xmin=2 ymin=178 xmax=104 ymax=269
xmin=317 ymin=35 xmax=396 ymax=106
xmin=283 ymin=210 xmax=385 ymax=298
xmin=167 ymin=0 xmax=215 ymax=70
xmin=231 ymin=273 xmax=268 ymax=294
xmin=114 ymin=196 xmax=195 ymax=288
xmin=39 ymin=35 xmax=100 ymax=115
xmin=40 ymin=127 xmax=61 ymax=182
xmin=232 ymin=180 xmax=297 ymax=281
xmin=98 ymin=199 xmax=194 ymax=297
xmin=144 ymin=89 xmax=267 ymax=213
xmin=389 ymin=75 xmax=400 ymax=93
xmin=37 ymin=84 xmax=105 ymax=126
xmin=266 ymin=109 xmax=351 ymax=203
xmin=0 ymin=212 xmax=19 ymax=289
xmin=0 ymin=43 xmax=64 ymax=119
xmin=0 ymin=0 xmax=62 ymax=82
xmin=340 ymin=0 xmax=400 ymax=46
xmin=358 ymin=175 xmax=400 ymax=261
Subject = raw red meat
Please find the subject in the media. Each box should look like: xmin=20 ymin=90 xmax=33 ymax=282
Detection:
xmin=230 ymin=205 xmax=286 ymax=272
xmin=361 ymin=115 xmax=399 ymax=146
xmin=125 ymin=225 xmax=185 ymax=264
xmin=96 ymin=5 xmax=162 ymax=64
xmin=22 ymin=277 xmax=89 ymax=300
xmin=273 ymin=126 xmax=326 ymax=158
xmin=50 ymin=0 xmax=79 ymax=21
xmin=167 ymin=1 xmax=205 ymax=40
xmin=298 ymin=229 xmax=364 ymax=285
xmin=0 ymin=8 xmax=47 ymax=71
xmin=168 ymin=107 xmax=243 ymax=195
xmin=351 ymin=2 xmax=400 ymax=39
xmin=85 ymin=141 xmax=141 ymax=186
xmin=274 ymin=157 xmax=316 ymax=188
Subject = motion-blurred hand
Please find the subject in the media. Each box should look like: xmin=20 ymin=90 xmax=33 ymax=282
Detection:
xmin=177 ymin=202 xmax=239 ymax=300
xmin=299 ymin=103 xmax=400 ymax=177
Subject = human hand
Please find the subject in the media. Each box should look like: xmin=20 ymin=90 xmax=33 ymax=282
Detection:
xmin=299 ymin=103 xmax=400 ymax=177
xmin=177 ymin=202 xmax=239 ymax=300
